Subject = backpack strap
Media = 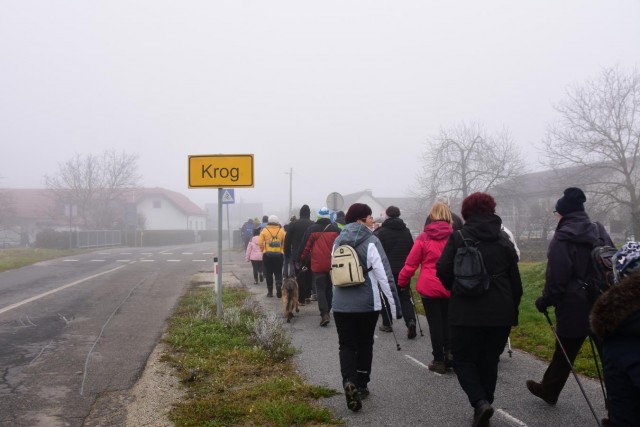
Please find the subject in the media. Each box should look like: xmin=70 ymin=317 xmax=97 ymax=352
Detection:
xmin=592 ymin=221 xmax=604 ymax=247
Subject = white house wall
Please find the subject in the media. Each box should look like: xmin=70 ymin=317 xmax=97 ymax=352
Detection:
xmin=137 ymin=197 xmax=205 ymax=231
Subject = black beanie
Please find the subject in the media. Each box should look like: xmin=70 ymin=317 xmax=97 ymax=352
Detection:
xmin=345 ymin=203 xmax=372 ymax=224
xmin=555 ymin=187 xmax=586 ymax=215
xmin=299 ymin=204 xmax=310 ymax=219
xmin=385 ymin=206 xmax=400 ymax=218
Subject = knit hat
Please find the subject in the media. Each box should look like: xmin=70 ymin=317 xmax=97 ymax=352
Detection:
xmin=268 ymin=215 xmax=280 ymax=224
xmin=299 ymin=204 xmax=310 ymax=219
xmin=613 ymin=241 xmax=640 ymax=283
xmin=345 ymin=203 xmax=372 ymax=224
xmin=555 ymin=187 xmax=586 ymax=215
xmin=336 ymin=210 xmax=345 ymax=219
xmin=385 ymin=206 xmax=400 ymax=218
xmin=317 ymin=207 xmax=330 ymax=219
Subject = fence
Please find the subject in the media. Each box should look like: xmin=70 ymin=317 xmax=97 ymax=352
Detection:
xmin=77 ymin=230 xmax=121 ymax=248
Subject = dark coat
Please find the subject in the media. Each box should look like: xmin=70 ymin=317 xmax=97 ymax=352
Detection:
xmin=375 ymin=217 xmax=414 ymax=276
xmin=284 ymin=217 xmax=314 ymax=260
xmin=591 ymin=275 xmax=640 ymax=426
xmin=538 ymin=211 xmax=614 ymax=337
xmin=436 ymin=213 xmax=522 ymax=327
xmin=299 ymin=219 xmax=340 ymax=273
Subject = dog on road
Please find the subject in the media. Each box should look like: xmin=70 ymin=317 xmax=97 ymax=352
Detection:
xmin=282 ymin=276 xmax=299 ymax=322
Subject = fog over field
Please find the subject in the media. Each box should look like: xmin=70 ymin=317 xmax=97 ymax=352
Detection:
xmin=1 ymin=1 xmax=639 ymax=214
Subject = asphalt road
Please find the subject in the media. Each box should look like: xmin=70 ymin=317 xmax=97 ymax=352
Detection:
xmin=227 ymin=249 xmax=608 ymax=427
xmin=0 ymin=242 xmax=215 ymax=427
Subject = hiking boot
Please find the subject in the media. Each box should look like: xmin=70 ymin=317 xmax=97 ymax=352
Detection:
xmin=320 ymin=313 xmax=330 ymax=327
xmin=526 ymin=380 xmax=557 ymax=405
xmin=266 ymin=292 xmax=273 ymax=298
xmin=407 ymin=320 xmax=417 ymax=339
xmin=473 ymin=400 xmax=494 ymax=427
xmin=378 ymin=325 xmax=393 ymax=333
xmin=343 ymin=381 xmax=362 ymax=412
xmin=445 ymin=351 xmax=454 ymax=369
xmin=357 ymin=387 xmax=370 ymax=399
xmin=428 ymin=360 xmax=447 ymax=374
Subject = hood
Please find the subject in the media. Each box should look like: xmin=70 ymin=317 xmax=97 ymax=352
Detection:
xmin=423 ymin=220 xmax=453 ymax=241
xmin=299 ymin=204 xmax=311 ymax=219
xmin=338 ymin=223 xmax=373 ymax=247
xmin=591 ymin=274 xmax=640 ymax=339
xmin=381 ymin=217 xmax=407 ymax=231
xmin=554 ymin=211 xmax=596 ymax=244
xmin=461 ymin=213 xmax=503 ymax=241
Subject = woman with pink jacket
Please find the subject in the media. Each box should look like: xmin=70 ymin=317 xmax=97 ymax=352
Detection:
xmin=398 ymin=202 xmax=454 ymax=374
xmin=245 ymin=227 xmax=263 ymax=284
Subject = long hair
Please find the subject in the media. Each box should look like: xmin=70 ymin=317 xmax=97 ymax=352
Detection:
xmin=429 ymin=202 xmax=453 ymax=225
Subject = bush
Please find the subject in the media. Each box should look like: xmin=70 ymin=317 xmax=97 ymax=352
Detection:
xmin=34 ymin=229 xmax=73 ymax=249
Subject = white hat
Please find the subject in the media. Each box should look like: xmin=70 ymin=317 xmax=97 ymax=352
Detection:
xmin=268 ymin=215 xmax=280 ymax=224
xmin=317 ymin=207 xmax=330 ymax=219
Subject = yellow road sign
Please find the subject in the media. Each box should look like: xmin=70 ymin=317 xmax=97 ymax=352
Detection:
xmin=188 ymin=154 xmax=254 ymax=188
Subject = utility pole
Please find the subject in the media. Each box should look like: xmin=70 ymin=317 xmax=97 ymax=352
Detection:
xmin=285 ymin=168 xmax=293 ymax=218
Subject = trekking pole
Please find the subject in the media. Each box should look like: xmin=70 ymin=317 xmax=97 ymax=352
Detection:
xmin=588 ymin=336 xmax=608 ymax=409
xmin=507 ymin=337 xmax=513 ymax=357
xmin=378 ymin=287 xmax=401 ymax=351
xmin=407 ymin=288 xmax=424 ymax=337
xmin=543 ymin=311 xmax=602 ymax=427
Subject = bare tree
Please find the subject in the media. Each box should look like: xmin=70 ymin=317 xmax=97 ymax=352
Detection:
xmin=45 ymin=150 xmax=140 ymax=229
xmin=416 ymin=122 xmax=525 ymax=209
xmin=543 ymin=66 xmax=640 ymax=237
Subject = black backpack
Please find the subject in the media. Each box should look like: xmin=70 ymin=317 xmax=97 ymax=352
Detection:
xmin=452 ymin=230 xmax=491 ymax=297
xmin=583 ymin=222 xmax=617 ymax=303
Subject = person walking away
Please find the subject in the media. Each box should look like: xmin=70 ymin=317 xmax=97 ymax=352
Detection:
xmin=282 ymin=216 xmax=297 ymax=278
xmin=436 ymin=192 xmax=522 ymax=427
xmin=426 ymin=194 xmax=463 ymax=230
xmin=399 ymin=202 xmax=454 ymax=372
xmin=375 ymin=206 xmax=416 ymax=338
xmin=241 ymin=218 xmax=255 ymax=249
xmin=258 ymin=215 xmax=286 ymax=298
xmin=245 ymin=227 xmax=264 ymax=284
xmin=528 ymin=187 xmax=614 ymax=405
xmin=299 ymin=207 xmax=340 ymax=326
xmin=591 ymin=242 xmax=640 ymax=427
xmin=259 ymin=215 xmax=269 ymax=231
xmin=284 ymin=205 xmax=314 ymax=304
xmin=332 ymin=203 xmax=402 ymax=412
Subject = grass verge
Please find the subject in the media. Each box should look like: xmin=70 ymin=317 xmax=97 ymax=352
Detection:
xmin=163 ymin=285 xmax=342 ymax=427
xmin=0 ymin=247 xmax=88 ymax=272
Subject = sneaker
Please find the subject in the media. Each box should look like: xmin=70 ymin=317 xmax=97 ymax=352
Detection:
xmin=343 ymin=381 xmax=362 ymax=412
xmin=526 ymin=380 xmax=557 ymax=405
xmin=357 ymin=387 xmax=370 ymax=399
xmin=473 ymin=400 xmax=494 ymax=427
xmin=407 ymin=320 xmax=417 ymax=339
xmin=428 ymin=360 xmax=447 ymax=374
xmin=320 ymin=313 xmax=330 ymax=327
xmin=276 ymin=290 xmax=282 ymax=298
xmin=378 ymin=325 xmax=393 ymax=333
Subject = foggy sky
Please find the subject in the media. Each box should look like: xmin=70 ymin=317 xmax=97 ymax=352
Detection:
xmin=1 ymin=1 xmax=639 ymax=215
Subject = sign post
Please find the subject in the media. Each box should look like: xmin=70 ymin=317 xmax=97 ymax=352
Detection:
xmin=188 ymin=154 xmax=254 ymax=319
xmin=222 ymin=189 xmax=235 ymax=248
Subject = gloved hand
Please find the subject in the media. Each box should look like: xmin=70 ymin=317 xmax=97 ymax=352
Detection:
xmin=535 ymin=297 xmax=548 ymax=313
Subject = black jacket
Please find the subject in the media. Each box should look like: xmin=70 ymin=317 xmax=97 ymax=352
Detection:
xmin=284 ymin=217 xmax=314 ymax=260
xmin=436 ymin=213 xmax=522 ymax=327
xmin=375 ymin=217 xmax=414 ymax=276
xmin=538 ymin=211 xmax=614 ymax=337
xmin=591 ymin=275 xmax=640 ymax=426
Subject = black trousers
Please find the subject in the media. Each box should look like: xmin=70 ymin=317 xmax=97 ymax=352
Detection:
xmin=451 ymin=325 xmax=511 ymax=407
xmin=312 ymin=272 xmax=333 ymax=315
xmin=333 ymin=311 xmax=379 ymax=388
xmin=262 ymin=252 xmax=283 ymax=293
xmin=421 ymin=296 xmax=451 ymax=361
xmin=540 ymin=334 xmax=602 ymax=401
xmin=380 ymin=273 xmax=415 ymax=327
xmin=295 ymin=266 xmax=312 ymax=303
xmin=250 ymin=260 xmax=263 ymax=282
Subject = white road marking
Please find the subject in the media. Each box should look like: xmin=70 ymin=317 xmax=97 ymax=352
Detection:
xmin=192 ymin=260 xmax=207 ymax=262
xmin=0 ymin=265 xmax=127 ymax=315
xmin=120 ymin=252 xmax=132 ymax=255
xmin=405 ymin=354 xmax=430 ymax=370
xmin=496 ymin=409 xmax=529 ymax=426
xmin=141 ymin=252 xmax=153 ymax=255
xmin=116 ymin=260 xmax=130 ymax=263
xmin=167 ymin=260 xmax=180 ymax=262
xmin=203 ymin=252 xmax=214 ymax=255
xmin=140 ymin=259 xmax=155 ymax=262
xmin=162 ymin=253 xmax=174 ymax=255
xmin=90 ymin=260 xmax=105 ymax=262
xmin=182 ymin=252 xmax=193 ymax=255
xmin=63 ymin=259 xmax=78 ymax=262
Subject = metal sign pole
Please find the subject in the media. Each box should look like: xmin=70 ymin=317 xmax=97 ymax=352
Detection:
xmin=217 ymin=188 xmax=223 ymax=318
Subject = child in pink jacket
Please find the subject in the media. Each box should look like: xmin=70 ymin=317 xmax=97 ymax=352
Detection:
xmin=398 ymin=202 xmax=454 ymax=373
xmin=245 ymin=228 xmax=263 ymax=284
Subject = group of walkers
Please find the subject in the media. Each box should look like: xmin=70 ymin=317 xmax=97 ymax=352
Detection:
xmin=244 ymin=187 xmax=639 ymax=427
